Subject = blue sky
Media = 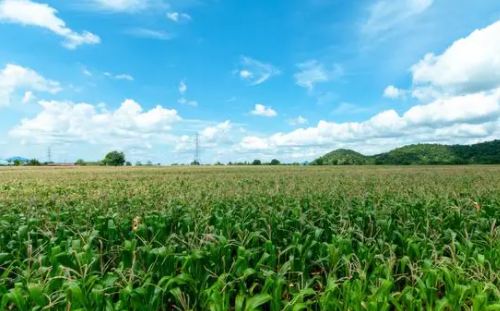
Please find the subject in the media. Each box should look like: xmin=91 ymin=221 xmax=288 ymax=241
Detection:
xmin=1 ymin=0 xmax=500 ymax=164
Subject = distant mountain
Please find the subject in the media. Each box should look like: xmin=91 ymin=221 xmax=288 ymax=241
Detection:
xmin=6 ymin=156 xmax=29 ymax=162
xmin=311 ymin=140 xmax=500 ymax=165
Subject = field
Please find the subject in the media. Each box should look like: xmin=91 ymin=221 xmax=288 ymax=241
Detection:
xmin=2 ymin=166 xmax=500 ymax=310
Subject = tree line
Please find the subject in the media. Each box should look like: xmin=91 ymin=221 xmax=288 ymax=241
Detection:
xmin=2 ymin=151 xmax=295 ymax=167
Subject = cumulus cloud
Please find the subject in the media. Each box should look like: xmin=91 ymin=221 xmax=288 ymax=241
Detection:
xmin=9 ymin=99 xmax=181 ymax=146
xmin=250 ymin=104 xmax=277 ymax=117
xmin=0 ymin=63 xmax=61 ymax=107
xmin=238 ymin=89 xmax=500 ymax=153
xmin=404 ymin=91 xmax=500 ymax=126
xmin=384 ymin=85 xmax=406 ymax=99
xmin=167 ymin=12 xmax=191 ymax=22
xmin=363 ymin=0 xmax=435 ymax=35
xmin=294 ymin=60 xmax=343 ymax=91
xmin=0 ymin=0 xmax=100 ymax=49
xmin=174 ymin=120 xmax=233 ymax=153
xmin=411 ymin=20 xmax=500 ymax=94
xmin=236 ymin=56 xmax=280 ymax=85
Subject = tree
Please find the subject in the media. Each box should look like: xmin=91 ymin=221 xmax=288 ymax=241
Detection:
xmin=270 ymin=159 xmax=281 ymax=165
xmin=104 ymin=151 xmax=126 ymax=166
xmin=191 ymin=160 xmax=200 ymax=166
xmin=27 ymin=159 xmax=41 ymax=166
xmin=13 ymin=159 xmax=21 ymax=166
xmin=125 ymin=161 xmax=132 ymax=166
xmin=76 ymin=159 xmax=86 ymax=166
xmin=146 ymin=161 xmax=153 ymax=166
xmin=252 ymin=159 xmax=262 ymax=165
xmin=136 ymin=161 xmax=143 ymax=166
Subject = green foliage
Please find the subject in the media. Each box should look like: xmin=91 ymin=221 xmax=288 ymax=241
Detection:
xmin=312 ymin=149 xmax=368 ymax=165
xmin=270 ymin=159 xmax=281 ymax=165
xmin=26 ymin=159 xmax=41 ymax=166
xmin=13 ymin=159 xmax=21 ymax=166
xmin=103 ymin=151 xmax=126 ymax=166
xmin=125 ymin=161 xmax=132 ymax=166
xmin=313 ymin=140 xmax=500 ymax=165
xmin=75 ymin=159 xmax=86 ymax=166
xmin=1 ymin=166 xmax=500 ymax=310
xmin=252 ymin=159 xmax=262 ymax=165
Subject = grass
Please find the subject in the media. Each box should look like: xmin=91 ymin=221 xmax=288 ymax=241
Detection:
xmin=1 ymin=165 xmax=500 ymax=310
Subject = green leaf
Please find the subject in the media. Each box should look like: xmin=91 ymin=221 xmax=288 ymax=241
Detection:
xmin=245 ymin=294 xmax=271 ymax=311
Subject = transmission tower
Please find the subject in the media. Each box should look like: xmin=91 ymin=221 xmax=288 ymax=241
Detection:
xmin=47 ymin=147 xmax=52 ymax=163
xmin=194 ymin=133 xmax=200 ymax=165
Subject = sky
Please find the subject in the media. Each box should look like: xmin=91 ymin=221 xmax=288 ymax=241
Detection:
xmin=1 ymin=0 xmax=500 ymax=164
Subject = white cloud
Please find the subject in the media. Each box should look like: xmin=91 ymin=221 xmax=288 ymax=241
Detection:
xmin=0 ymin=63 xmax=61 ymax=107
xmin=21 ymin=91 xmax=35 ymax=103
xmin=411 ymin=20 xmax=500 ymax=94
xmin=167 ymin=12 xmax=191 ymax=22
xmin=238 ymin=89 xmax=500 ymax=153
xmin=294 ymin=60 xmax=343 ymax=91
xmin=404 ymin=91 xmax=500 ymax=126
xmin=201 ymin=120 xmax=232 ymax=142
xmin=174 ymin=120 xmax=233 ymax=153
xmin=363 ymin=0 xmax=435 ymax=35
xmin=383 ymin=85 xmax=406 ymax=99
xmin=9 ymin=99 xmax=181 ymax=146
xmin=127 ymin=28 xmax=173 ymax=40
xmin=0 ymin=0 xmax=100 ymax=49
xmin=86 ymin=0 xmax=147 ymax=12
xmin=239 ymin=136 xmax=269 ymax=151
xmin=287 ymin=116 xmax=308 ymax=126
xmin=237 ymin=56 xmax=280 ymax=85
xmin=250 ymin=104 xmax=277 ymax=117
xmin=179 ymin=80 xmax=187 ymax=94
xmin=82 ymin=68 xmax=92 ymax=76
xmin=333 ymin=102 xmax=371 ymax=114
xmin=239 ymin=70 xmax=252 ymax=79
xmin=104 ymin=72 xmax=134 ymax=81
xmin=178 ymin=98 xmax=197 ymax=107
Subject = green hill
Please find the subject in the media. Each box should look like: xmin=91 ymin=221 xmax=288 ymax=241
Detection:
xmin=312 ymin=140 xmax=500 ymax=165
xmin=311 ymin=149 xmax=369 ymax=165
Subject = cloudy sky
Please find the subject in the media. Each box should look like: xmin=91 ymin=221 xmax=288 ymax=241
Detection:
xmin=1 ymin=0 xmax=500 ymax=164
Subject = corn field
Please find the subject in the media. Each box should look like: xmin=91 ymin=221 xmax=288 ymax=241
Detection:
xmin=2 ymin=165 xmax=500 ymax=310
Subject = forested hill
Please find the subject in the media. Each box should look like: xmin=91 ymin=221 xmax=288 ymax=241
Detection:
xmin=311 ymin=140 xmax=500 ymax=165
